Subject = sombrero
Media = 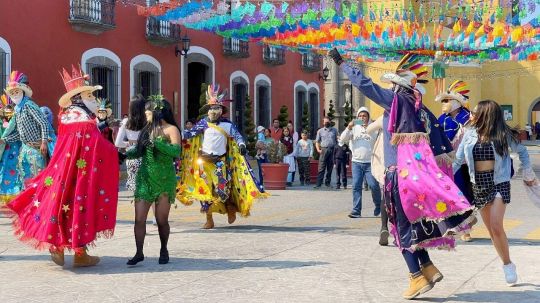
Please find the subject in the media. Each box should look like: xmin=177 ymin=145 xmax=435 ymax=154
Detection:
xmin=381 ymin=53 xmax=428 ymax=89
xmin=200 ymin=84 xmax=229 ymax=114
xmin=435 ymin=80 xmax=470 ymax=105
xmin=4 ymin=71 xmax=33 ymax=98
xmin=59 ymin=65 xmax=102 ymax=108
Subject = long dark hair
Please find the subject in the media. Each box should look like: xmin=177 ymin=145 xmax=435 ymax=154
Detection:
xmin=126 ymin=95 xmax=146 ymax=131
xmin=136 ymin=98 xmax=179 ymax=155
xmin=472 ymin=100 xmax=518 ymax=157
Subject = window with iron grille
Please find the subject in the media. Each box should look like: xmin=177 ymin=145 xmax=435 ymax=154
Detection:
xmin=0 ymin=51 xmax=8 ymax=94
xmin=295 ymin=90 xmax=306 ymax=132
xmin=69 ymin=0 xmax=115 ymax=26
xmin=309 ymin=91 xmax=319 ymax=138
xmin=134 ymin=69 xmax=160 ymax=98
xmin=257 ymin=85 xmax=270 ymax=128
xmin=87 ymin=62 xmax=119 ymax=117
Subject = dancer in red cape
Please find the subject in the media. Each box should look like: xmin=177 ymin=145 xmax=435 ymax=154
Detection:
xmin=4 ymin=66 xmax=119 ymax=267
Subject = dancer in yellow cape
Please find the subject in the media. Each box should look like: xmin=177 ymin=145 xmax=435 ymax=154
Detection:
xmin=177 ymin=84 xmax=267 ymax=229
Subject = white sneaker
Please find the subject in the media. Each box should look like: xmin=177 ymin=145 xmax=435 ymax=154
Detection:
xmin=502 ymin=262 xmax=518 ymax=286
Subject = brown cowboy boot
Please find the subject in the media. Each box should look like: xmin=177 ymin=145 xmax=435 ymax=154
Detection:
xmin=203 ymin=213 xmax=215 ymax=229
xmin=402 ymin=273 xmax=433 ymax=300
xmin=49 ymin=248 xmax=64 ymax=266
xmin=226 ymin=203 xmax=237 ymax=224
xmin=421 ymin=263 xmax=444 ymax=284
xmin=73 ymin=250 xmax=100 ymax=268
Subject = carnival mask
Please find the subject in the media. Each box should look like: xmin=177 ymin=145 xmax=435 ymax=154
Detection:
xmin=80 ymin=90 xmax=99 ymax=114
xmin=208 ymin=105 xmax=223 ymax=122
xmin=8 ymin=88 xmax=24 ymax=105
xmin=441 ymin=98 xmax=461 ymax=114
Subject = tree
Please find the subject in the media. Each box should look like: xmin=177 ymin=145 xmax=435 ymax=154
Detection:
xmin=277 ymin=105 xmax=288 ymax=128
xmin=343 ymin=100 xmax=353 ymax=128
xmin=327 ymin=99 xmax=336 ymax=127
xmin=301 ymin=100 xmax=310 ymax=134
xmin=198 ymin=83 xmax=209 ymax=120
xmin=243 ymin=94 xmax=257 ymax=157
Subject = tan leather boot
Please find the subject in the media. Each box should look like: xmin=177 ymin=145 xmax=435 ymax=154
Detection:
xmin=49 ymin=248 xmax=64 ymax=266
xmin=203 ymin=213 xmax=215 ymax=229
xmin=226 ymin=203 xmax=237 ymax=224
xmin=421 ymin=263 xmax=444 ymax=284
xmin=402 ymin=274 xmax=433 ymax=300
xmin=73 ymin=251 xmax=100 ymax=267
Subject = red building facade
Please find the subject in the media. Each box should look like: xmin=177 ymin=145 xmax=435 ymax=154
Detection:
xmin=0 ymin=0 xmax=323 ymax=134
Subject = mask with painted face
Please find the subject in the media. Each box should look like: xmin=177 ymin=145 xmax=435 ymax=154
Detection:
xmin=208 ymin=106 xmax=223 ymax=122
xmin=8 ymin=89 xmax=24 ymax=105
xmin=441 ymin=98 xmax=462 ymax=114
xmin=11 ymin=95 xmax=23 ymax=105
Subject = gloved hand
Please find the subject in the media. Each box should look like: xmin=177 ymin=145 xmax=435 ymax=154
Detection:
xmin=328 ymin=48 xmax=344 ymax=66
xmin=239 ymin=144 xmax=247 ymax=156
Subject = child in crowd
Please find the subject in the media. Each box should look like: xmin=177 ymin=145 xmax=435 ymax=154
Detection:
xmin=334 ymin=140 xmax=351 ymax=189
xmin=281 ymin=127 xmax=296 ymax=186
xmin=295 ymin=130 xmax=313 ymax=186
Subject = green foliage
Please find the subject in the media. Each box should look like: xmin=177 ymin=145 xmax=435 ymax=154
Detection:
xmin=243 ymin=94 xmax=257 ymax=157
xmin=301 ymin=100 xmax=310 ymax=134
xmin=327 ymin=99 xmax=336 ymax=127
xmin=198 ymin=83 xmax=209 ymax=120
xmin=343 ymin=101 xmax=353 ymax=128
xmin=266 ymin=141 xmax=286 ymax=163
xmin=277 ymin=105 xmax=289 ymax=128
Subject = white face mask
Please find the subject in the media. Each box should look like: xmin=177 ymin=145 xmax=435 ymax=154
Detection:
xmin=82 ymin=98 xmax=99 ymax=114
xmin=11 ymin=95 xmax=23 ymax=105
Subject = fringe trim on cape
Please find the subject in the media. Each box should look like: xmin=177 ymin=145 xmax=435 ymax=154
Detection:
xmin=390 ymin=132 xmax=430 ymax=145
xmin=2 ymin=206 xmax=115 ymax=252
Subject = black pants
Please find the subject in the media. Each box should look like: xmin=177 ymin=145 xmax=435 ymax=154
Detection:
xmin=316 ymin=147 xmax=334 ymax=186
xmin=335 ymin=160 xmax=347 ymax=187
xmin=297 ymin=157 xmax=310 ymax=183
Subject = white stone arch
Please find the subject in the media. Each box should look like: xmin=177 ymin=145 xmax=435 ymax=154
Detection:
xmin=81 ymin=48 xmax=122 ymax=116
xmin=180 ymin=46 xmax=215 ymax=126
xmin=229 ymin=70 xmax=250 ymax=120
xmin=0 ymin=36 xmax=11 ymax=89
xmin=254 ymin=74 xmax=272 ymax=127
xmin=129 ymin=54 xmax=162 ymax=98
xmin=293 ymin=80 xmax=309 ymax=131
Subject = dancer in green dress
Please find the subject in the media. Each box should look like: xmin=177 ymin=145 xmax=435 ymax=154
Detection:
xmin=125 ymin=96 xmax=181 ymax=266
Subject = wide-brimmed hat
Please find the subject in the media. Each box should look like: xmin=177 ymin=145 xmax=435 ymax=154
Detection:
xmin=59 ymin=65 xmax=102 ymax=108
xmin=4 ymin=71 xmax=33 ymax=97
xmin=435 ymin=80 xmax=469 ymax=105
xmin=200 ymin=84 xmax=229 ymax=114
xmin=381 ymin=53 xmax=428 ymax=89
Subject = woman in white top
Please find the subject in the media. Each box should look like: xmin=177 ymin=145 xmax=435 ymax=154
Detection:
xmin=115 ymin=95 xmax=146 ymax=191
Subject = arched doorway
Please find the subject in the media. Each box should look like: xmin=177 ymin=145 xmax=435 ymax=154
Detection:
xmin=308 ymin=88 xmax=320 ymax=138
xmin=232 ymin=79 xmax=248 ymax=134
xmin=187 ymin=62 xmax=209 ymax=121
xmin=0 ymin=36 xmax=11 ymax=95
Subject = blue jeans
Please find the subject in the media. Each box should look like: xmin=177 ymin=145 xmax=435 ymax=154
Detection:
xmin=351 ymin=162 xmax=381 ymax=216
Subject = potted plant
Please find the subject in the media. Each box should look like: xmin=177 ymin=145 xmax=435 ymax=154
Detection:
xmin=261 ymin=141 xmax=288 ymax=190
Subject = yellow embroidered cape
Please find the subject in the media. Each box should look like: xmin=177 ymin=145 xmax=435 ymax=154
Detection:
xmin=176 ymin=135 xmax=268 ymax=216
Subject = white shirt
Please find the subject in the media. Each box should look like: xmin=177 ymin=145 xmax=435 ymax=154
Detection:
xmin=201 ymin=122 xmax=233 ymax=156
xmin=340 ymin=123 xmax=376 ymax=163
xmin=115 ymin=118 xmax=141 ymax=148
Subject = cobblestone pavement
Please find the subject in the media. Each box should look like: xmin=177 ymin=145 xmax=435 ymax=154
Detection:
xmin=1 ymin=155 xmax=539 ymax=303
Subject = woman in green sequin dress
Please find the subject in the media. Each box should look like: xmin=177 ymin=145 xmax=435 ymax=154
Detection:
xmin=125 ymin=98 xmax=181 ymax=266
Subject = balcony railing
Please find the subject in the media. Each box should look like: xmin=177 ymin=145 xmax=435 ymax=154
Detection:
xmin=262 ymin=46 xmax=286 ymax=66
xmin=146 ymin=17 xmax=182 ymax=46
xmin=69 ymin=0 xmax=116 ymax=35
xmin=223 ymin=38 xmax=249 ymax=58
xmin=301 ymin=53 xmax=322 ymax=73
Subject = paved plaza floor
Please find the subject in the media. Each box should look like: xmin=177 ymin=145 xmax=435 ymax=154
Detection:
xmin=1 ymin=155 xmax=540 ymax=303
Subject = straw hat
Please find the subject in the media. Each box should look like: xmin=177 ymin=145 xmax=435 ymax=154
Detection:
xmin=435 ymin=80 xmax=470 ymax=105
xmin=4 ymin=71 xmax=33 ymax=97
xmin=200 ymin=84 xmax=229 ymax=114
xmin=381 ymin=53 xmax=428 ymax=89
xmin=59 ymin=65 xmax=102 ymax=108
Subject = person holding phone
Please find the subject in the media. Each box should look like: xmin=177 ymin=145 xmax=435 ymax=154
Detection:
xmin=340 ymin=107 xmax=381 ymax=219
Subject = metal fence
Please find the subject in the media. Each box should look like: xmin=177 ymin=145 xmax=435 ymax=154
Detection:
xmin=0 ymin=52 xmax=8 ymax=94
xmin=223 ymin=38 xmax=249 ymax=57
xmin=146 ymin=16 xmax=181 ymax=40
xmin=263 ymin=46 xmax=285 ymax=65
xmin=87 ymin=63 xmax=119 ymax=117
xmin=69 ymin=0 xmax=115 ymax=26
xmin=301 ymin=53 xmax=322 ymax=72
xmin=134 ymin=69 xmax=160 ymax=98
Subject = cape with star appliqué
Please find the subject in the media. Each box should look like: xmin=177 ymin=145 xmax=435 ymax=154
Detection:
xmin=4 ymin=105 xmax=119 ymax=251
xmin=176 ymin=117 xmax=268 ymax=216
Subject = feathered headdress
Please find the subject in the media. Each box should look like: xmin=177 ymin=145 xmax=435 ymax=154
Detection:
xmin=4 ymin=71 xmax=33 ymax=97
xmin=97 ymin=98 xmax=113 ymax=117
xmin=201 ymin=84 xmax=229 ymax=114
xmin=435 ymin=80 xmax=470 ymax=105
xmin=381 ymin=53 xmax=428 ymax=90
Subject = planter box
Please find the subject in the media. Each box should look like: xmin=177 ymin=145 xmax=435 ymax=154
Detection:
xmin=261 ymin=163 xmax=289 ymax=190
xmin=309 ymin=159 xmax=319 ymax=184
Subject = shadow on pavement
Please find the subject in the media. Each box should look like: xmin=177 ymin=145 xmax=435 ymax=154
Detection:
xmin=177 ymin=224 xmax=350 ymax=234
xmin=1 ymin=254 xmax=328 ymax=274
xmin=419 ymin=288 xmax=540 ymax=303
xmin=458 ymin=238 xmax=540 ymax=246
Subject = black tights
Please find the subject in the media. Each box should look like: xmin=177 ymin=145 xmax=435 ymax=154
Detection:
xmin=402 ymin=249 xmax=431 ymax=275
xmin=381 ymin=191 xmax=388 ymax=230
xmin=133 ymin=195 xmax=171 ymax=256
